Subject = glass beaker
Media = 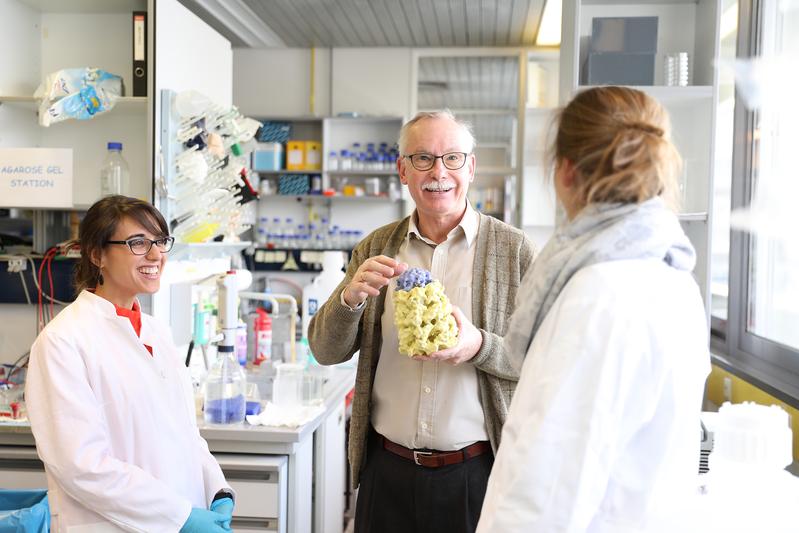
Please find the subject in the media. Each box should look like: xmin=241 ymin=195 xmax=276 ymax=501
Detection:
xmin=272 ymin=362 xmax=304 ymax=406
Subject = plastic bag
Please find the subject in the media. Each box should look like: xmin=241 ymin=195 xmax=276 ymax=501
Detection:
xmin=0 ymin=490 xmax=49 ymax=533
xmin=35 ymin=68 xmax=122 ymax=126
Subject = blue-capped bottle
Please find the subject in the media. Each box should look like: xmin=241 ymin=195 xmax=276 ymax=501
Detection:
xmin=100 ymin=142 xmax=129 ymax=197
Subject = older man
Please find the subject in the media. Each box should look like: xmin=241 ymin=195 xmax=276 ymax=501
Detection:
xmin=308 ymin=110 xmax=535 ymax=533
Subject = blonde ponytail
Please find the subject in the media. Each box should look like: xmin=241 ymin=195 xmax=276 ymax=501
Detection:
xmin=553 ymin=87 xmax=682 ymax=211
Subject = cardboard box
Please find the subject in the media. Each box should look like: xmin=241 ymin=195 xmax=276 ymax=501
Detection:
xmin=286 ymin=141 xmax=306 ymax=170
xmin=305 ymin=141 xmax=322 ymax=170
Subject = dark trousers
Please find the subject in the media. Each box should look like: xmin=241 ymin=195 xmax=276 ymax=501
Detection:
xmin=354 ymin=430 xmax=494 ymax=533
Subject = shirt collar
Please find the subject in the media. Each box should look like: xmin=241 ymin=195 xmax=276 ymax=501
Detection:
xmin=406 ymin=201 xmax=479 ymax=247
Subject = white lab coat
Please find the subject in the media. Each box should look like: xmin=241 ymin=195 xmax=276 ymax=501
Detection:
xmin=26 ymin=291 xmax=229 ymax=533
xmin=477 ymin=259 xmax=710 ymax=533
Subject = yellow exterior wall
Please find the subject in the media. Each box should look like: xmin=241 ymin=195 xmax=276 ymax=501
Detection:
xmin=706 ymin=364 xmax=799 ymax=462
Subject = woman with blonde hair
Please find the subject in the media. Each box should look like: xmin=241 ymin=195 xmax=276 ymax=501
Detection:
xmin=476 ymin=87 xmax=709 ymax=532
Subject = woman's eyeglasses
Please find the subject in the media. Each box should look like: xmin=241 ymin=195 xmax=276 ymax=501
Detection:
xmin=105 ymin=236 xmax=175 ymax=255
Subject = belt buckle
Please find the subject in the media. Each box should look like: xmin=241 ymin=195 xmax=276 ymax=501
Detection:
xmin=413 ymin=450 xmax=432 ymax=466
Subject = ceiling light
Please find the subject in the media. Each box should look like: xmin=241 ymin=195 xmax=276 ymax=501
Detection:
xmin=536 ymin=0 xmax=562 ymax=47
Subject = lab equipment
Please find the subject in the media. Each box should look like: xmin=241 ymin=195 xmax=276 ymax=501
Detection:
xmin=245 ymin=383 xmax=262 ymax=416
xmin=254 ymin=308 xmax=272 ymax=365
xmin=203 ymin=273 xmax=246 ymax=424
xmin=100 ymin=142 xmax=130 ymax=197
xmin=272 ymin=362 xmax=304 ymax=406
xmin=301 ymin=251 xmax=346 ymax=338
xmin=664 ymin=52 xmax=690 ymax=87
xmin=235 ymin=320 xmax=247 ymax=366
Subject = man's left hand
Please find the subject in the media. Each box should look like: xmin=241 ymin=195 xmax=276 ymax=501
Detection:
xmin=416 ymin=306 xmax=482 ymax=365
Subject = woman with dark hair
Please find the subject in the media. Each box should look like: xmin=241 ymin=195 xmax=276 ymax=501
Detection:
xmin=476 ymin=87 xmax=710 ymax=531
xmin=26 ymin=196 xmax=234 ymax=533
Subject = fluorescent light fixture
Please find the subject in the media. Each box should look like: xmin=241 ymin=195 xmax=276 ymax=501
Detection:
xmin=193 ymin=0 xmax=285 ymax=48
xmin=536 ymin=0 xmax=562 ymax=46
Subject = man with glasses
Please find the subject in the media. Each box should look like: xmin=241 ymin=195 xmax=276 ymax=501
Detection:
xmin=309 ymin=111 xmax=535 ymax=533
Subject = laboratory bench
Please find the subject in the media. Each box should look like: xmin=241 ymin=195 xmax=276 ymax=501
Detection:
xmin=0 ymin=365 xmax=356 ymax=533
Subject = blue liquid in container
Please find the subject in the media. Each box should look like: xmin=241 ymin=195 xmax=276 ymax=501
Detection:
xmin=204 ymin=394 xmax=245 ymax=424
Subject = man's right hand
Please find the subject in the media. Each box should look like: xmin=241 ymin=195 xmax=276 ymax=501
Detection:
xmin=343 ymin=255 xmax=408 ymax=309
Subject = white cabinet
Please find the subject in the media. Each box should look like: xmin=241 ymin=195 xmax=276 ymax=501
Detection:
xmin=216 ymin=453 xmax=288 ymax=533
xmin=560 ymin=0 xmax=721 ymax=313
xmin=314 ymin=401 xmax=346 ymax=533
xmin=0 ymin=0 xmax=152 ymax=207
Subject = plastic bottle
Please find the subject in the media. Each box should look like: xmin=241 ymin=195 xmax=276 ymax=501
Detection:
xmin=253 ymin=308 xmax=272 ymax=366
xmin=100 ymin=142 xmax=130 ymax=197
xmin=203 ymin=351 xmax=246 ymax=424
xmin=236 ymin=320 xmax=248 ymax=366
xmin=301 ymin=251 xmax=346 ymax=339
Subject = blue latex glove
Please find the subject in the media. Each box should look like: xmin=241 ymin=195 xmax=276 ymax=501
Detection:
xmin=210 ymin=497 xmax=234 ymax=531
xmin=179 ymin=508 xmax=229 ymax=533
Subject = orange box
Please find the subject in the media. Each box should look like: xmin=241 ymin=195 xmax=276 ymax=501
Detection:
xmin=286 ymin=140 xmax=306 ymax=170
xmin=305 ymin=141 xmax=322 ymax=170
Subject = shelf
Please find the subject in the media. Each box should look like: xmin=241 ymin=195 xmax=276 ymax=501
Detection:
xmin=19 ymin=0 xmax=147 ymax=12
xmin=582 ymin=0 xmax=700 ymax=5
xmin=678 ymin=212 xmax=709 ymax=222
xmin=476 ymin=166 xmax=518 ymax=176
xmin=260 ymin=194 xmax=401 ymax=203
xmin=0 ymin=95 xmax=148 ymax=112
xmin=247 ymin=248 xmax=353 ymax=273
xmin=326 ymin=170 xmax=397 ymax=176
xmin=577 ymin=86 xmax=714 ymax=104
xmin=255 ymin=169 xmax=322 ymax=175
xmin=171 ymin=241 xmax=252 ymax=261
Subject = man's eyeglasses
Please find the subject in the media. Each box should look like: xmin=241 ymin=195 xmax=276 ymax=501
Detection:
xmin=106 ymin=236 xmax=175 ymax=255
xmin=404 ymin=152 xmax=469 ymax=171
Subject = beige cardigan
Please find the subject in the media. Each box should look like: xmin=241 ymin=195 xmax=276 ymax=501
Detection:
xmin=308 ymin=213 xmax=535 ymax=487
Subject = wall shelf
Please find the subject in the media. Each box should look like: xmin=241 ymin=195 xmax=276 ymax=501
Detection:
xmin=578 ymin=85 xmax=714 ymax=104
xmin=326 ymin=169 xmax=397 ymax=176
xmin=170 ymin=241 xmax=252 ymax=261
xmin=0 ymin=95 xmax=147 ymax=112
xmin=255 ymin=169 xmax=322 ymax=175
xmin=260 ymin=194 xmax=400 ymax=203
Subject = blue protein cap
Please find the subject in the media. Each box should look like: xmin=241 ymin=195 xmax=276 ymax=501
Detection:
xmin=107 ymin=142 xmax=123 ymax=150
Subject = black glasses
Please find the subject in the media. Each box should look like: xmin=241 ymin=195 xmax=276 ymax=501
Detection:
xmin=106 ymin=236 xmax=175 ymax=255
xmin=404 ymin=152 xmax=469 ymax=171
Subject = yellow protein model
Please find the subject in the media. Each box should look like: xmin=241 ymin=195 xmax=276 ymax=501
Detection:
xmin=393 ymin=267 xmax=458 ymax=356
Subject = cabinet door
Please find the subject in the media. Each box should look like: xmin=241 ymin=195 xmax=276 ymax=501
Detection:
xmin=314 ymin=401 xmax=346 ymax=533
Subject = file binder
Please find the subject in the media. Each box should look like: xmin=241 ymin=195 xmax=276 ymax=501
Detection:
xmin=132 ymin=11 xmax=147 ymax=96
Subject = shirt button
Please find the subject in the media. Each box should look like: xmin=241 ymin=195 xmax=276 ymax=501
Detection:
xmin=421 ymin=422 xmax=428 ymax=430
xmin=424 ymin=387 xmax=431 ymax=394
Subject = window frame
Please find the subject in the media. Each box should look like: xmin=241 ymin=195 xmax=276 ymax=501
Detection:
xmin=716 ymin=0 xmax=799 ymax=401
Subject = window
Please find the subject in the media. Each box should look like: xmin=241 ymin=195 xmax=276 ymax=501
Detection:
xmin=710 ymin=0 xmax=739 ymax=329
xmin=723 ymin=0 xmax=799 ymax=396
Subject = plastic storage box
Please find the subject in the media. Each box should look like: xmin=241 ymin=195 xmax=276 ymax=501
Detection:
xmin=252 ymin=143 xmax=284 ymax=171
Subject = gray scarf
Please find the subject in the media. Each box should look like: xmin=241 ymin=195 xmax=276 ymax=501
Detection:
xmin=504 ymin=197 xmax=696 ymax=373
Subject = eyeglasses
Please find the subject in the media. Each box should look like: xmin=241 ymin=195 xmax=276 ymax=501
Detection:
xmin=106 ymin=236 xmax=175 ymax=255
xmin=404 ymin=152 xmax=469 ymax=171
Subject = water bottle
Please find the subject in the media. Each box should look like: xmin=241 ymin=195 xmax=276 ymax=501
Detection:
xmin=204 ymin=351 xmax=247 ymax=424
xmin=100 ymin=142 xmax=129 ymax=197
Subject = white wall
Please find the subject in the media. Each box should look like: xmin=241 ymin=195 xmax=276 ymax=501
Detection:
xmin=331 ymin=48 xmax=411 ymax=118
xmin=155 ymin=0 xmax=232 ymax=106
xmin=233 ymin=48 xmax=331 ymax=117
